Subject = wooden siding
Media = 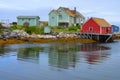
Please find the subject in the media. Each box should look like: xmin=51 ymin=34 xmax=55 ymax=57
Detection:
xmin=49 ymin=11 xmax=58 ymax=26
xmin=81 ymin=18 xmax=100 ymax=33
xmin=17 ymin=16 xmax=40 ymax=26
xmin=81 ymin=18 xmax=112 ymax=34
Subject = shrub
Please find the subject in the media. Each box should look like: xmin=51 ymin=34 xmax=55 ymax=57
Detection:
xmin=68 ymin=26 xmax=78 ymax=31
xmin=0 ymin=29 xmax=3 ymax=34
xmin=25 ymin=26 xmax=43 ymax=34
xmin=9 ymin=26 xmax=17 ymax=30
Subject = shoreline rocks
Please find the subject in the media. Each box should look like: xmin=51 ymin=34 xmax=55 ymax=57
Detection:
xmin=0 ymin=29 xmax=96 ymax=44
xmin=0 ymin=29 xmax=79 ymax=40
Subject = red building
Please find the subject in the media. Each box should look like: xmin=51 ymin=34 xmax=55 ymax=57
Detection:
xmin=81 ymin=17 xmax=112 ymax=34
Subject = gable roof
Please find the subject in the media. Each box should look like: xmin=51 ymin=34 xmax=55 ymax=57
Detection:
xmin=60 ymin=7 xmax=84 ymax=18
xmin=92 ymin=18 xmax=111 ymax=27
xmin=49 ymin=7 xmax=85 ymax=18
xmin=60 ymin=7 xmax=75 ymax=17
xmin=50 ymin=10 xmax=61 ymax=15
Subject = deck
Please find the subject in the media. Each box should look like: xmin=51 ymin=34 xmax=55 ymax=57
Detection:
xmin=76 ymin=33 xmax=114 ymax=42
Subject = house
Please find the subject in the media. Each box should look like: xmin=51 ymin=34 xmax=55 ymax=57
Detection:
xmin=17 ymin=16 xmax=40 ymax=26
xmin=81 ymin=17 xmax=112 ymax=34
xmin=112 ymin=25 xmax=119 ymax=33
xmin=48 ymin=7 xmax=85 ymax=27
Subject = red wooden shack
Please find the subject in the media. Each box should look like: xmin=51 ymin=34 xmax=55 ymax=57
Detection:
xmin=81 ymin=17 xmax=112 ymax=34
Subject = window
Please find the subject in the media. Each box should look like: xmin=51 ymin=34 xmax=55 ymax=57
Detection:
xmin=28 ymin=18 xmax=30 ymax=21
xmin=89 ymin=27 xmax=93 ymax=31
xmin=52 ymin=17 xmax=54 ymax=19
xmin=22 ymin=19 xmax=24 ymax=21
xmin=106 ymin=27 xmax=110 ymax=33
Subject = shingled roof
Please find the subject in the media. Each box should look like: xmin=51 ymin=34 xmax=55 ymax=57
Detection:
xmin=49 ymin=7 xmax=84 ymax=18
xmin=93 ymin=18 xmax=111 ymax=27
xmin=60 ymin=7 xmax=84 ymax=18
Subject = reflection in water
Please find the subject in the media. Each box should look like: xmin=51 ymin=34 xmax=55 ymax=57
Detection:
xmin=48 ymin=42 xmax=111 ymax=68
xmin=80 ymin=43 xmax=111 ymax=64
xmin=17 ymin=47 xmax=41 ymax=63
xmin=48 ymin=42 xmax=80 ymax=69
xmin=0 ymin=45 xmax=14 ymax=56
xmin=0 ymin=42 xmax=119 ymax=80
xmin=0 ymin=43 xmax=111 ymax=68
xmin=80 ymin=43 xmax=111 ymax=51
xmin=0 ymin=45 xmax=6 ymax=56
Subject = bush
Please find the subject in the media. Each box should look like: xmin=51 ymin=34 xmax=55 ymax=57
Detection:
xmin=25 ymin=26 xmax=43 ymax=34
xmin=0 ymin=29 xmax=3 ymax=34
xmin=68 ymin=26 xmax=78 ymax=31
xmin=9 ymin=26 xmax=17 ymax=30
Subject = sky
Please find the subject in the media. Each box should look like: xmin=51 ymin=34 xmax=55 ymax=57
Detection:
xmin=0 ymin=0 xmax=120 ymax=26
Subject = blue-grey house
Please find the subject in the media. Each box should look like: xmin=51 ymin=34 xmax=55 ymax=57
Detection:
xmin=112 ymin=25 xmax=119 ymax=32
xmin=17 ymin=16 xmax=40 ymax=26
xmin=48 ymin=7 xmax=85 ymax=27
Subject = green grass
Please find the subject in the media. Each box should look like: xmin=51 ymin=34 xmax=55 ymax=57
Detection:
xmin=9 ymin=25 xmax=81 ymax=35
xmin=51 ymin=26 xmax=81 ymax=33
xmin=9 ymin=25 xmax=44 ymax=34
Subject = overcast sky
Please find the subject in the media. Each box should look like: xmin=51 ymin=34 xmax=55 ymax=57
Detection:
xmin=0 ymin=0 xmax=120 ymax=26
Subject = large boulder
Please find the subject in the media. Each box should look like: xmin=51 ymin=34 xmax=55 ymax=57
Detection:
xmin=10 ymin=30 xmax=29 ymax=39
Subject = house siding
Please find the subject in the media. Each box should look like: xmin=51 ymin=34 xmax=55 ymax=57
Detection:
xmin=112 ymin=25 xmax=119 ymax=32
xmin=81 ymin=18 xmax=100 ymax=33
xmin=17 ymin=16 xmax=40 ymax=26
xmin=57 ymin=8 xmax=69 ymax=22
xmin=49 ymin=11 xmax=58 ymax=26
xmin=69 ymin=16 xmax=74 ymax=26
xmin=81 ymin=18 xmax=112 ymax=34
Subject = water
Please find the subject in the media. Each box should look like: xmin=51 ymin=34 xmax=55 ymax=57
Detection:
xmin=0 ymin=41 xmax=120 ymax=80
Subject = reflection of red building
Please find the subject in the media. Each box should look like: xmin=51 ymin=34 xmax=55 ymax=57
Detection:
xmin=85 ymin=53 xmax=109 ymax=64
xmin=81 ymin=17 xmax=112 ymax=34
xmin=80 ymin=43 xmax=110 ymax=52
xmin=80 ymin=43 xmax=110 ymax=64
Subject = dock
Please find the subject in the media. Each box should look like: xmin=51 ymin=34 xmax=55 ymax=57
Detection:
xmin=77 ymin=33 xmax=114 ymax=42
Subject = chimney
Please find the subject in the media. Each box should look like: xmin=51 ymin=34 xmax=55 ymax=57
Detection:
xmin=74 ymin=7 xmax=76 ymax=26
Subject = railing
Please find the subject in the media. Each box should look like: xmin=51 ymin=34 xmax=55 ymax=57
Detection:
xmin=58 ymin=20 xmax=69 ymax=23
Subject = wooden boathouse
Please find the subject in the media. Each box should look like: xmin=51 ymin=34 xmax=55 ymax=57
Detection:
xmin=80 ymin=17 xmax=113 ymax=42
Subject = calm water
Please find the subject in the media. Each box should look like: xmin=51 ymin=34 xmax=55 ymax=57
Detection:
xmin=0 ymin=41 xmax=120 ymax=80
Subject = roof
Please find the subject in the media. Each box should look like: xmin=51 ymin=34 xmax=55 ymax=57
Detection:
xmin=60 ymin=7 xmax=84 ymax=18
xmin=52 ymin=10 xmax=61 ymax=15
xmin=112 ymin=25 xmax=119 ymax=28
xmin=60 ymin=7 xmax=75 ymax=17
xmin=17 ymin=16 xmax=40 ymax=19
xmin=92 ymin=18 xmax=111 ymax=27
xmin=49 ymin=7 xmax=85 ymax=18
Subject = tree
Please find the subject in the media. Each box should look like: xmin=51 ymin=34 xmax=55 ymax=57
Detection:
xmin=12 ymin=22 xmax=17 ymax=27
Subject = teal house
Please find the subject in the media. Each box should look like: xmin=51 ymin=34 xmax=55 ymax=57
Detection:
xmin=17 ymin=16 xmax=40 ymax=26
xmin=48 ymin=7 xmax=85 ymax=27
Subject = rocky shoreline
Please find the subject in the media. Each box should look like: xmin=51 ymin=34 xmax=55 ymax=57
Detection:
xmin=0 ymin=29 xmax=96 ymax=44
